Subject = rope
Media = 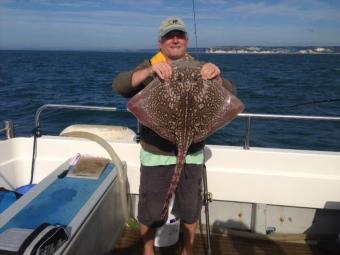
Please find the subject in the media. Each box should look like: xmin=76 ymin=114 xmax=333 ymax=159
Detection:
xmin=289 ymin=98 xmax=340 ymax=107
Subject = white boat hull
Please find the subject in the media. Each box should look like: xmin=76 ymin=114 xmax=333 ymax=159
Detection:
xmin=1 ymin=135 xmax=340 ymax=242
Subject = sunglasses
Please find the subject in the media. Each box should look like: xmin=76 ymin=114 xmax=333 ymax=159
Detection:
xmin=162 ymin=31 xmax=187 ymax=41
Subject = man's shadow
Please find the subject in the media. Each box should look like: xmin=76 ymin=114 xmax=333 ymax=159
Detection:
xmin=197 ymin=219 xmax=285 ymax=255
xmin=306 ymin=202 xmax=340 ymax=255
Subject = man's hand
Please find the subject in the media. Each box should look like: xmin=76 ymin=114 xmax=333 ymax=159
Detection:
xmin=131 ymin=62 xmax=172 ymax=87
xmin=151 ymin=61 xmax=172 ymax=80
xmin=201 ymin=63 xmax=221 ymax=80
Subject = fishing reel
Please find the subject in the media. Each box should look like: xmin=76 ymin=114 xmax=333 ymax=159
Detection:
xmin=203 ymin=191 xmax=213 ymax=204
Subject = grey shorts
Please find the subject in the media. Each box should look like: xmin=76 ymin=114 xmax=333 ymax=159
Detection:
xmin=137 ymin=164 xmax=203 ymax=228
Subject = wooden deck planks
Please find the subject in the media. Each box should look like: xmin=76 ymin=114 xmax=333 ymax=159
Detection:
xmin=111 ymin=228 xmax=335 ymax=255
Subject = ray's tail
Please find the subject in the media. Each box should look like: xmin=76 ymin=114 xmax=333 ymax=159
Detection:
xmin=160 ymin=146 xmax=188 ymax=220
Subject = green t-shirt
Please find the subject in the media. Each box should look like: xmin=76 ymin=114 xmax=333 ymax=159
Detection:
xmin=140 ymin=148 xmax=204 ymax=166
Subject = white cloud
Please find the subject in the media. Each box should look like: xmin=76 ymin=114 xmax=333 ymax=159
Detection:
xmin=0 ymin=0 xmax=339 ymax=49
xmin=196 ymin=0 xmax=340 ymax=23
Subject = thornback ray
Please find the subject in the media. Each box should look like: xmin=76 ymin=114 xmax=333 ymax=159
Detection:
xmin=128 ymin=59 xmax=244 ymax=220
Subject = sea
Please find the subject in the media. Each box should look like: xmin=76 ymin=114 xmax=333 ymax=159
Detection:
xmin=0 ymin=50 xmax=339 ymax=151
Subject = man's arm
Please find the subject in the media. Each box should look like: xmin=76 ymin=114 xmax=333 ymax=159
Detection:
xmin=112 ymin=60 xmax=174 ymax=97
xmin=112 ymin=61 xmax=152 ymax=97
xmin=131 ymin=67 xmax=154 ymax=87
xmin=132 ymin=61 xmax=173 ymax=84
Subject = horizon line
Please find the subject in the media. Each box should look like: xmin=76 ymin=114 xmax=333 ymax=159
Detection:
xmin=1 ymin=45 xmax=340 ymax=52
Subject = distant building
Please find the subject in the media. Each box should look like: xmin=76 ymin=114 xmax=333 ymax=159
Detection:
xmin=206 ymin=47 xmax=335 ymax=54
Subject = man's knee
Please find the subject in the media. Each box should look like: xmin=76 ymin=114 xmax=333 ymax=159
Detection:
xmin=182 ymin=222 xmax=197 ymax=232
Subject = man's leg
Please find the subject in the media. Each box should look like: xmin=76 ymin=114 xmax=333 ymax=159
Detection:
xmin=138 ymin=165 xmax=174 ymax=255
xmin=181 ymin=222 xmax=198 ymax=255
xmin=140 ymin=223 xmax=156 ymax=255
xmin=175 ymin=164 xmax=203 ymax=255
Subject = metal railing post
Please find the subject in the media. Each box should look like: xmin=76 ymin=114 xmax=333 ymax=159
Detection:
xmin=2 ymin=120 xmax=15 ymax=139
xmin=244 ymin=116 xmax=251 ymax=150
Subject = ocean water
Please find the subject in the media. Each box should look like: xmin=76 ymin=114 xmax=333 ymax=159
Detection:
xmin=0 ymin=50 xmax=339 ymax=151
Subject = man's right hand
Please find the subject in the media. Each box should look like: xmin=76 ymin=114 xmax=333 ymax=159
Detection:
xmin=151 ymin=61 xmax=172 ymax=80
xmin=131 ymin=62 xmax=172 ymax=88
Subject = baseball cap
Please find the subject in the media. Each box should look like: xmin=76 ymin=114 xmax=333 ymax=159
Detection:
xmin=159 ymin=17 xmax=187 ymax=39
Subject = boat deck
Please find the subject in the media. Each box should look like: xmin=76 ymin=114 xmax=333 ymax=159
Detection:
xmin=112 ymin=228 xmax=337 ymax=255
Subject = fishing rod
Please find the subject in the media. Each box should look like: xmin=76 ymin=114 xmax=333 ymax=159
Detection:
xmin=192 ymin=0 xmax=199 ymax=59
xmin=192 ymin=1 xmax=212 ymax=254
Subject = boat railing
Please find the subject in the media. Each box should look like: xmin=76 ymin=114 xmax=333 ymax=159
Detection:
xmin=3 ymin=104 xmax=340 ymax=150
xmin=0 ymin=120 xmax=15 ymax=139
xmin=34 ymin=104 xmax=121 ymax=128
xmin=238 ymin=113 xmax=340 ymax=149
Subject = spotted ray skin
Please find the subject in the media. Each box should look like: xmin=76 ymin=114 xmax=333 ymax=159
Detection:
xmin=128 ymin=60 xmax=244 ymax=220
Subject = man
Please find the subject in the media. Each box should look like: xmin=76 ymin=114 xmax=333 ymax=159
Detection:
xmin=113 ymin=17 xmax=236 ymax=255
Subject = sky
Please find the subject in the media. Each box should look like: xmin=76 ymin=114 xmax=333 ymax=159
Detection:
xmin=0 ymin=0 xmax=340 ymax=51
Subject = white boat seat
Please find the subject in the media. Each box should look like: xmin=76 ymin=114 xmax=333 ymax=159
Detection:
xmin=60 ymin=124 xmax=136 ymax=142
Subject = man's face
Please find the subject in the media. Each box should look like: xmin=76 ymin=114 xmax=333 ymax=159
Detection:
xmin=159 ymin=30 xmax=188 ymax=61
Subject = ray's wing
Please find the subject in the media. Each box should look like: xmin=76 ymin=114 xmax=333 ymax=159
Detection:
xmin=189 ymin=77 xmax=245 ymax=144
xmin=127 ymin=77 xmax=179 ymax=144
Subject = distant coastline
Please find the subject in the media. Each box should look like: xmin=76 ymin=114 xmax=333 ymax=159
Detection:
xmin=1 ymin=46 xmax=340 ymax=54
xmin=205 ymin=46 xmax=340 ymax=54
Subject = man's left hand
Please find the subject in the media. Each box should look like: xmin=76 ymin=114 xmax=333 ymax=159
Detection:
xmin=201 ymin=63 xmax=221 ymax=80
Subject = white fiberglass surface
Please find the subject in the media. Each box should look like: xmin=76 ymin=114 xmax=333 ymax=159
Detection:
xmin=1 ymin=136 xmax=340 ymax=209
